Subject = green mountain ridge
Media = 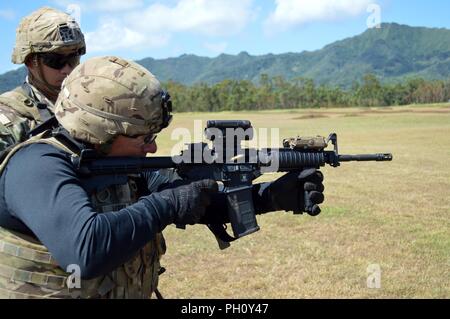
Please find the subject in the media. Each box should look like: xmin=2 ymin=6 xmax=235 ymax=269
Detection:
xmin=1 ymin=22 xmax=449 ymax=93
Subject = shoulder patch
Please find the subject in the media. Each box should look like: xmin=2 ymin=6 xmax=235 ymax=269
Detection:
xmin=0 ymin=113 xmax=12 ymax=126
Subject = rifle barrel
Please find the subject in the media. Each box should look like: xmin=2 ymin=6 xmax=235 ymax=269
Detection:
xmin=338 ymin=153 xmax=393 ymax=162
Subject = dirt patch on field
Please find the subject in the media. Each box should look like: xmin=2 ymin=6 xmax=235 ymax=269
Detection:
xmin=293 ymin=113 xmax=330 ymax=120
xmin=292 ymin=107 xmax=450 ymax=120
xmin=360 ymin=108 xmax=450 ymax=115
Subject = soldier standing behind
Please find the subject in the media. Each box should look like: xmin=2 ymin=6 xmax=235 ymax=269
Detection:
xmin=0 ymin=7 xmax=86 ymax=150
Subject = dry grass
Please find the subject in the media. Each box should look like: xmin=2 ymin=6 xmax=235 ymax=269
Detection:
xmin=154 ymin=104 xmax=450 ymax=299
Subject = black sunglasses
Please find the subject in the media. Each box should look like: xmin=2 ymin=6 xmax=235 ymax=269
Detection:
xmin=143 ymin=134 xmax=157 ymax=144
xmin=39 ymin=53 xmax=81 ymax=70
xmin=127 ymin=133 xmax=157 ymax=144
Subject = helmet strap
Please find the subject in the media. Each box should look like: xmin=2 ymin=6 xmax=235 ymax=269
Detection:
xmin=28 ymin=55 xmax=61 ymax=103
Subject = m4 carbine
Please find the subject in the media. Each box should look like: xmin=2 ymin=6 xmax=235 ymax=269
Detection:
xmin=71 ymin=120 xmax=393 ymax=248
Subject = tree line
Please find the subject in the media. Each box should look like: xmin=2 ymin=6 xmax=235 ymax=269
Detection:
xmin=164 ymin=74 xmax=450 ymax=112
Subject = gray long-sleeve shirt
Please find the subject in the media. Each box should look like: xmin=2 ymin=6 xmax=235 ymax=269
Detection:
xmin=0 ymin=143 xmax=175 ymax=279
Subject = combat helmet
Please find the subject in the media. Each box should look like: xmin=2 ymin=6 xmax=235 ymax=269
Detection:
xmin=12 ymin=7 xmax=86 ymax=64
xmin=54 ymin=56 xmax=173 ymax=145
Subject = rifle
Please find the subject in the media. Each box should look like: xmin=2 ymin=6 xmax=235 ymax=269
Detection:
xmin=71 ymin=120 xmax=393 ymax=249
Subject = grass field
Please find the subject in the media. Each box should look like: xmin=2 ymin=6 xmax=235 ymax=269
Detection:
xmin=154 ymin=104 xmax=450 ymax=299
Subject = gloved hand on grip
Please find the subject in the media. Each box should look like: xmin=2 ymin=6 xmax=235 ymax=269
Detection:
xmin=158 ymin=179 xmax=219 ymax=225
xmin=199 ymin=192 xmax=230 ymax=225
xmin=253 ymin=168 xmax=325 ymax=216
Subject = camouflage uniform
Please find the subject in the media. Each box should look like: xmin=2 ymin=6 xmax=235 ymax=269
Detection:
xmin=0 ymin=56 xmax=171 ymax=298
xmin=0 ymin=7 xmax=85 ymax=152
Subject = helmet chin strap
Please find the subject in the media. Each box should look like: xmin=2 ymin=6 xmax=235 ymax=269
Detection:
xmin=28 ymin=55 xmax=61 ymax=103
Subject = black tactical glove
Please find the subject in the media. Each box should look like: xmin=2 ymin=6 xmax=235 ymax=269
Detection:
xmin=253 ymin=168 xmax=325 ymax=216
xmin=200 ymin=192 xmax=230 ymax=225
xmin=158 ymin=179 xmax=219 ymax=225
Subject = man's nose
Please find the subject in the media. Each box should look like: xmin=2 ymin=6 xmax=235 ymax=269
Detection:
xmin=60 ymin=63 xmax=74 ymax=76
xmin=147 ymin=141 xmax=157 ymax=154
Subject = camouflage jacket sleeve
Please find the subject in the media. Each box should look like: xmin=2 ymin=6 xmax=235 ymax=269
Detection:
xmin=0 ymin=103 xmax=34 ymax=152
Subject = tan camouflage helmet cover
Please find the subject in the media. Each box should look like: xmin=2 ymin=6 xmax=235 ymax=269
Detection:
xmin=54 ymin=56 xmax=167 ymax=145
xmin=12 ymin=7 xmax=86 ymax=64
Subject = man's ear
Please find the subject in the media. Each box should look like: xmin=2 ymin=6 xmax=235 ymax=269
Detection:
xmin=25 ymin=55 xmax=36 ymax=70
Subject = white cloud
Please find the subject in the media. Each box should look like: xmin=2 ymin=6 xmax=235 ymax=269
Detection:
xmin=52 ymin=0 xmax=144 ymax=13
xmin=85 ymin=18 xmax=169 ymax=52
xmin=265 ymin=0 xmax=372 ymax=32
xmin=0 ymin=9 xmax=15 ymax=20
xmin=126 ymin=0 xmax=254 ymax=37
xmin=85 ymin=0 xmax=254 ymax=53
xmin=91 ymin=0 xmax=144 ymax=12
xmin=203 ymin=42 xmax=228 ymax=55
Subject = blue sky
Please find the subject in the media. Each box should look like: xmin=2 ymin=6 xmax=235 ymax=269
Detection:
xmin=0 ymin=0 xmax=449 ymax=74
